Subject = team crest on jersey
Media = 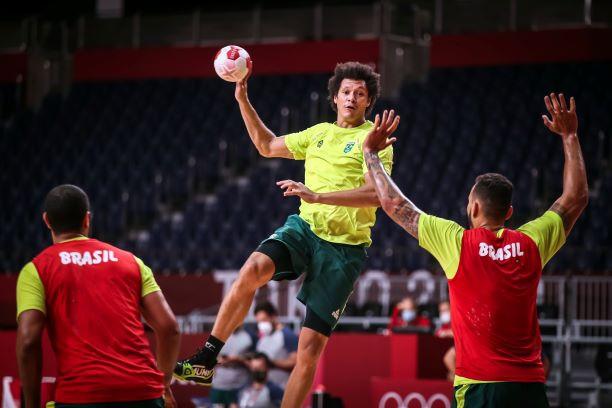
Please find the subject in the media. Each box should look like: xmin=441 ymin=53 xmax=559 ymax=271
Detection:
xmin=344 ymin=141 xmax=355 ymax=153
xmin=317 ymin=140 xmax=324 ymax=148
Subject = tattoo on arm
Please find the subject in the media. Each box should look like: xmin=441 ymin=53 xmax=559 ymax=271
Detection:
xmin=393 ymin=201 xmax=421 ymax=237
xmin=549 ymin=200 xmax=571 ymax=234
xmin=364 ymin=152 xmax=422 ymax=238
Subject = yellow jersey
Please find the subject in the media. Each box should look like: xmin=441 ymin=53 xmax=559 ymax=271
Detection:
xmin=284 ymin=121 xmax=393 ymax=246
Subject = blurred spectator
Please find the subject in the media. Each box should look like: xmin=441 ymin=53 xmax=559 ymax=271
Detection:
xmin=211 ymin=326 xmax=256 ymax=407
xmin=434 ymin=300 xmax=453 ymax=338
xmin=237 ymin=352 xmax=284 ymax=408
xmin=254 ymin=302 xmax=298 ymax=389
xmin=387 ymin=296 xmax=432 ymax=332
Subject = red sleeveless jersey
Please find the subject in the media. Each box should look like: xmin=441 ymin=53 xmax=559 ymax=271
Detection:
xmin=32 ymin=238 xmax=163 ymax=403
xmin=450 ymin=228 xmax=545 ymax=382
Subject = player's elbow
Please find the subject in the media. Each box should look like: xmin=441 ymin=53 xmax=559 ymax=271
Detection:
xmin=16 ymin=332 xmax=42 ymax=355
xmin=575 ymin=178 xmax=589 ymax=208
xmin=569 ymin=193 xmax=589 ymax=224
xmin=259 ymin=149 xmax=272 ymax=158
xmin=257 ymin=145 xmax=272 ymax=158
xmin=158 ymin=317 xmax=180 ymax=339
xmin=255 ymin=139 xmax=274 ymax=158
xmin=565 ymin=188 xmax=589 ymax=212
xmin=577 ymin=189 xmax=589 ymax=210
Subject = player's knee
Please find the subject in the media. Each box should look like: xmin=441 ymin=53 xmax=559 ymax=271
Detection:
xmin=296 ymin=351 xmax=320 ymax=372
xmin=237 ymin=255 xmax=273 ymax=289
xmin=297 ymin=336 xmax=326 ymax=367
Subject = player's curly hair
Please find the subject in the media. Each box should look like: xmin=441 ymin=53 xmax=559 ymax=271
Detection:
xmin=327 ymin=61 xmax=381 ymax=116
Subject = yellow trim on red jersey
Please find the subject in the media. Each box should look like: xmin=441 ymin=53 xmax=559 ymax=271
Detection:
xmin=16 ymin=262 xmax=46 ymax=319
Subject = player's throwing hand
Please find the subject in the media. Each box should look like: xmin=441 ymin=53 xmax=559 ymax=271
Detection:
xmin=363 ymin=109 xmax=400 ymax=153
xmin=542 ymin=93 xmax=577 ymax=137
xmin=235 ymin=62 xmax=253 ymax=102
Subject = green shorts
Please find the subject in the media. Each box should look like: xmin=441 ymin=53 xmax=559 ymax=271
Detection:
xmin=453 ymin=382 xmax=549 ymax=408
xmin=260 ymin=214 xmax=367 ymax=329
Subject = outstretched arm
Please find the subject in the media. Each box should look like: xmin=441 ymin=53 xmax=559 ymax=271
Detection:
xmin=365 ymin=151 xmax=422 ymax=238
xmin=542 ymin=93 xmax=588 ymax=236
xmin=235 ymin=70 xmax=293 ymax=159
xmin=362 ymin=110 xmax=422 ymax=239
xmin=276 ymin=172 xmax=380 ymax=208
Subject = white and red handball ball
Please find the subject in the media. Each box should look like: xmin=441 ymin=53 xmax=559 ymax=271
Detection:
xmin=213 ymin=45 xmax=252 ymax=82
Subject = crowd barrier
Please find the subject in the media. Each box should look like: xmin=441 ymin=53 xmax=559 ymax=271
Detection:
xmin=2 ymin=273 xmax=611 ymax=406
xmin=178 ymin=272 xmax=612 ymax=406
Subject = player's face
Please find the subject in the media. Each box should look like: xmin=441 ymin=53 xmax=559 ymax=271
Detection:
xmin=334 ymin=79 xmax=370 ymax=122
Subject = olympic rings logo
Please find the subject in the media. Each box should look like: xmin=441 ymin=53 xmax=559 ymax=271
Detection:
xmin=378 ymin=392 xmax=451 ymax=408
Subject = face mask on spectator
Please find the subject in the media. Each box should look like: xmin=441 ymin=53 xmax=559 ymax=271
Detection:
xmin=258 ymin=321 xmax=273 ymax=336
xmin=252 ymin=370 xmax=267 ymax=383
xmin=401 ymin=309 xmax=416 ymax=322
xmin=439 ymin=311 xmax=451 ymax=324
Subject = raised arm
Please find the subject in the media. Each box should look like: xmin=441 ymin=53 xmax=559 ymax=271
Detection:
xmin=235 ymin=70 xmax=293 ymax=159
xmin=542 ymin=93 xmax=588 ymax=236
xmin=363 ymin=110 xmax=423 ymax=239
xmin=365 ymin=152 xmax=422 ymax=238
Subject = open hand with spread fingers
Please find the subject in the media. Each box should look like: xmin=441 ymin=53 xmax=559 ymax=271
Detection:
xmin=362 ymin=109 xmax=400 ymax=154
xmin=277 ymin=179 xmax=318 ymax=203
xmin=542 ymin=93 xmax=578 ymax=137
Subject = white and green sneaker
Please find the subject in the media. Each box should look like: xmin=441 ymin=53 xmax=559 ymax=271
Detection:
xmin=173 ymin=351 xmax=215 ymax=386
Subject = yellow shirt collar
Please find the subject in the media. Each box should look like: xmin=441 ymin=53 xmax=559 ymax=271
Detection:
xmin=57 ymin=235 xmax=89 ymax=244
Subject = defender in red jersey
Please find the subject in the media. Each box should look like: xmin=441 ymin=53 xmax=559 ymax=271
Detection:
xmin=363 ymin=94 xmax=588 ymax=407
xmin=16 ymin=185 xmax=180 ymax=408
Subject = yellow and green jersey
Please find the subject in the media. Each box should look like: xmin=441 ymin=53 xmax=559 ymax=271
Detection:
xmin=284 ymin=121 xmax=393 ymax=246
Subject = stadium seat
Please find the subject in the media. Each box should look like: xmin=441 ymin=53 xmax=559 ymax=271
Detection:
xmin=2 ymin=64 xmax=610 ymax=273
